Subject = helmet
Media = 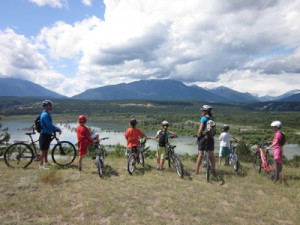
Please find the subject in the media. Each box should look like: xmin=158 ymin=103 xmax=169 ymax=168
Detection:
xmin=200 ymin=105 xmax=212 ymax=111
xmin=202 ymin=105 xmax=212 ymax=111
xmin=42 ymin=100 xmax=53 ymax=107
xmin=161 ymin=120 xmax=169 ymax=126
xmin=221 ymin=124 xmax=230 ymax=131
xmin=271 ymin=121 xmax=282 ymax=128
xmin=78 ymin=115 xmax=87 ymax=123
xmin=130 ymin=118 xmax=137 ymax=126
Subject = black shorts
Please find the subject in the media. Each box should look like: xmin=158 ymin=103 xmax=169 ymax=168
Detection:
xmin=39 ymin=133 xmax=52 ymax=150
xmin=198 ymin=136 xmax=214 ymax=151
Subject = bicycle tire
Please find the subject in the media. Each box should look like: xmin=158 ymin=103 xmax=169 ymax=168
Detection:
xmin=127 ymin=154 xmax=136 ymax=175
xmin=96 ymin=156 xmax=103 ymax=178
xmin=234 ymin=160 xmax=240 ymax=173
xmin=174 ymin=154 xmax=184 ymax=178
xmin=4 ymin=143 xmax=34 ymax=168
xmin=233 ymin=153 xmax=239 ymax=172
xmin=139 ymin=152 xmax=145 ymax=167
xmin=51 ymin=141 xmax=76 ymax=166
xmin=252 ymin=152 xmax=261 ymax=172
xmin=267 ymin=158 xmax=278 ymax=182
xmin=167 ymin=148 xmax=173 ymax=168
xmin=205 ymin=152 xmax=210 ymax=182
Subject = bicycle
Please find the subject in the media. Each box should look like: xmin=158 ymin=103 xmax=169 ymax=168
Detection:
xmin=225 ymin=141 xmax=240 ymax=173
xmin=127 ymin=137 xmax=149 ymax=175
xmin=4 ymin=126 xmax=76 ymax=168
xmin=93 ymin=137 xmax=109 ymax=178
xmin=252 ymin=142 xmax=278 ymax=182
xmin=166 ymin=136 xmax=184 ymax=178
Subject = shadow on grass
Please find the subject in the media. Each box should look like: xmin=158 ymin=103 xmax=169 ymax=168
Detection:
xmin=91 ymin=164 xmax=119 ymax=178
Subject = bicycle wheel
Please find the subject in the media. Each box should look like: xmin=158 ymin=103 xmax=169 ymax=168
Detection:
xmin=252 ymin=152 xmax=261 ymax=173
xmin=174 ymin=154 xmax=184 ymax=178
xmin=267 ymin=158 xmax=278 ymax=182
xmin=4 ymin=143 xmax=34 ymax=168
xmin=205 ymin=152 xmax=210 ymax=182
xmin=51 ymin=141 xmax=76 ymax=166
xmin=138 ymin=152 xmax=144 ymax=167
xmin=127 ymin=154 xmax=136 ymax=175
xmin=233 ymin=154 xmax=239 ymax=172
xmin=96 ymin=156 xmax=103 ymax=178
xmin=167 ymin=149 xmax=173 ymax=168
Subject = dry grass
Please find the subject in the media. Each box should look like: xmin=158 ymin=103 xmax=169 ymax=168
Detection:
xmin=0 ymin=156 xmax=300 ymax=225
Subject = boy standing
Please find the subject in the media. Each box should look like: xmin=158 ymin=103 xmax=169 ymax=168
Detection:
xmin=154 ymin=121 xmax=177 ymax=170
xmin=124 ymin=118 xmax=147 ymax=157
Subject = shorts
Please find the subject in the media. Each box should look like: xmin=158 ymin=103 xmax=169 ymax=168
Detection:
xmin=126 ymin=147 xmax=138 ymax=156
xmin=198 ymin=136 xmax=214 ymax=151
xmin=156 ymin=146 xmax=166 ymax=160
xmin=219 ymin=147 xmax=230 ymax=157
xmin=39 ymin=133 xmax=52 ymax=151
xmin=273 ymin=147 xmax=283 ymax=164
xmin=78 ymin=142 xmax=89 ymax=156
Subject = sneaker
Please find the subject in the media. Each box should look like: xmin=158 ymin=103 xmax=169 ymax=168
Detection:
xmin=39 ymin=165 xmax=49 ymax=170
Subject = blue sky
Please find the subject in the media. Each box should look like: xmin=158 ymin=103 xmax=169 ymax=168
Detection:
xmin=0 ymin=0 xmax=300 ymax=97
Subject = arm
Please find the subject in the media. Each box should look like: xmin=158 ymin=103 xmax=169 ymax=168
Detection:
xmin=197 ymin=123 xmax=204 ymax=137
xmin=169 ymin=131 xmax=177 ymax=137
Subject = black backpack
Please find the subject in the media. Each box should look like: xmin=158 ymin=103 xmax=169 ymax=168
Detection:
xmin=279 ymin=132 xmax=286 ymax=146
xmin=158 ymin=130 xmax=167 ymax=147
xmin=34 ymin=115 xmax=42 ymax=133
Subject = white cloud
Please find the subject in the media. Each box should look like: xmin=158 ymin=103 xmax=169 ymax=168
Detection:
xmin=2 ymin=0 xmax=300 ymax=97
xmin=81 ymin=0 xmax=92 ymax=6
xmin=29 ymin=0 xmax=68 ymax=8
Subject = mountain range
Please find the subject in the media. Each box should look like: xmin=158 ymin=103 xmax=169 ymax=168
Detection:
xmin=0 ymin=77 xmax=299 ymax=103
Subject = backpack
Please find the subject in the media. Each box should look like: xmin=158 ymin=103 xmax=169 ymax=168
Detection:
xmin=34 ymin=115 xmax=42 ymax=133
xmin=279 ymin=132 xmax=286 ymax=146
xmin=202 ymin=117 xmax=216 ymax=137
xmin=158 ymin=130 xmax=167 ymax=147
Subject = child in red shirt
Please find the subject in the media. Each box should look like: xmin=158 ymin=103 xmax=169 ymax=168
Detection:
xmin=124 ymin=118 xmax=147 ymax=157
xmin=76 ymin=115 xmax=99 ymax=171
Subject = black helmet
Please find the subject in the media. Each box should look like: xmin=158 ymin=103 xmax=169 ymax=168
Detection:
xmin=130 ymin=118 xmax=137 ymax=126
xmin=221 ymin=124 xmax=230 ymax=131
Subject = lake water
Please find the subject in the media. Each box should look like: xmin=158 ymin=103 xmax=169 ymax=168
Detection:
xmin=1 ymin=119 xmax=300 ymax=159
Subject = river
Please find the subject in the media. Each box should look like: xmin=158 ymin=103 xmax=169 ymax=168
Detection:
xmin=1 ymin=118 xmax=300 ymax=159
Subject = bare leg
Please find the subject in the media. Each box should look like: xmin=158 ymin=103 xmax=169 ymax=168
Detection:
xmin=40 ymin=150 xmax=47 ymax=166
xmin=194 ymin=151 xmax=203 ymax=173
xmin=78 ymin=155 xmax=83 ymax=170
xmin=160 ymin=159 xmax=165 ymax=170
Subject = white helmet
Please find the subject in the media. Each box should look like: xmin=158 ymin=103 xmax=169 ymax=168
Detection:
xmin=271 ymin=121 xmax=282 ymax=128
xmin=200 ymin=105 xmax=212 ymax=111
xmin=161 ymin=120 xmax=169 ymax=126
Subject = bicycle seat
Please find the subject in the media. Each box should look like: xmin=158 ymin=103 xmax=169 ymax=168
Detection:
xmin=25 ymin=132 xmax=36 ymax=136
xmin=170 ymin=145 xmax=176 ymax=148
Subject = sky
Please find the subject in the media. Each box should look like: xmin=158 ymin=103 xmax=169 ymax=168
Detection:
xmin=0 ymin=0 xmax=300 ymax=97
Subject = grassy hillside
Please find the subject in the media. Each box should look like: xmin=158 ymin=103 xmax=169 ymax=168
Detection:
xmin=0 ymin=156 xmax=299 ymax=225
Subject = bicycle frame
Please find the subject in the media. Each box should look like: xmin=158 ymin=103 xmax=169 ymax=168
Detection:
xmin=257 ymin=146 xmax=272 ymax=172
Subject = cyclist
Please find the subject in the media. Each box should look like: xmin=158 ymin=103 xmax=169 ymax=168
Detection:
xmin=39 ymin=100 xmax=61 ymax=169
xmin=154 ymin=121 xmax=177 ymax=170
xmin=193 ymin=105 xmax=216 ymax=174
xmin=269 ymin=121 xmax=284 ymax=178
xmin=76 ymin=115 xmax=99 ymax=171
xmin=218 ymin=124 xmax=239 ymax=166
xmin=124 ymin=118 xmax=147 ymax=158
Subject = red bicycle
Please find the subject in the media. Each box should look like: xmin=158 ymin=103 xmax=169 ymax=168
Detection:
xmin=252 ymin=142 xmax=278 ymax=182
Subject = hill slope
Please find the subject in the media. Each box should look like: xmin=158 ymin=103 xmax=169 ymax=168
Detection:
xmin=0 ymin=78 xmax=66 ymax=98
xmin=72 ymin=79 xmax=230 ymax=102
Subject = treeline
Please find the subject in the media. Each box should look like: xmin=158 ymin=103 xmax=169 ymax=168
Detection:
xmin=0 ymin=97 xmax=299 ymax=144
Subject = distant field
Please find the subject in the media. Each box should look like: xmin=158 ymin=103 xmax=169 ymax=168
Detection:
xmin=0 ymin=156 xmax=300 ymax=225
